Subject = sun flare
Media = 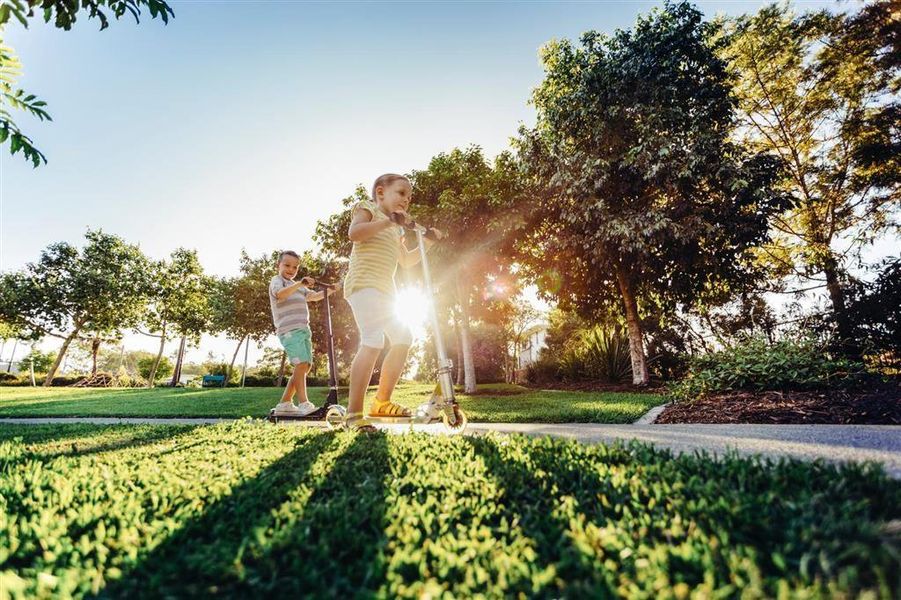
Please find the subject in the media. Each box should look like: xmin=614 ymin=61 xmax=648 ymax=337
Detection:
xmin=394 ymin=287 xmax=429 ymax=338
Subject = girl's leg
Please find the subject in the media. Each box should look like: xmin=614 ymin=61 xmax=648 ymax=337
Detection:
xmin=375 ymin=344 xmax=410 ymax=402
xmin=348 ymin=345 xmax=381 ymax=415
xmin=294 ymin=362 xmax=311 ymax=403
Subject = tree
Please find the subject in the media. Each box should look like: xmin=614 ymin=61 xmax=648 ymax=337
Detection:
xmin=721 ymin=3 xmax=899 ymax=357
xmin=137 ymin=355 xmax=173 ymax=381
xmin=408 ymin=147 xmax=530 ymax=393
xmin=0 ymin=0 xmax=173 ymax=165
xmin=0 ymin=230 xmax=151 ymax=385
xmin=18 ymin=347 xmax=55 ymax=373
xmin=140 ymin=248 xmax=212 ymax=387
xmin=518 ymin=1 xmax=789 ymax=384
xmin=211 ymin=251 xmax=278 ymax=386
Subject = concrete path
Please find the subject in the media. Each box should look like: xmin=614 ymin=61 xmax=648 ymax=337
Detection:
xmin=2 ymin=417 xmax=899 ymax=478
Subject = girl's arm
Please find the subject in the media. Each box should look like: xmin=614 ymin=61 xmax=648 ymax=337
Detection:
xmin=348 ymin=207 xmax=392 ymax=242
xmin=398 ymin=232 xmax=440 ymax=268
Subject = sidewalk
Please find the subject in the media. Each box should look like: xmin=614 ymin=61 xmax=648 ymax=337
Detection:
xmin=2 ymin=417 xmax=899 ymax=478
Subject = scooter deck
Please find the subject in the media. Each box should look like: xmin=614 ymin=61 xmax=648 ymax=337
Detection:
xmin=268 ymin=404 xmax=336 ymax=423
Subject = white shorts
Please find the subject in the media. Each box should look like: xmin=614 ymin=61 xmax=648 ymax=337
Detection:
xmin=346 ymin=288 xmax=413 ymax=349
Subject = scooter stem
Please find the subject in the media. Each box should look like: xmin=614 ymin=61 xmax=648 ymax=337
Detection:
xmin=415 ymin=227 xmax=456 ymax=403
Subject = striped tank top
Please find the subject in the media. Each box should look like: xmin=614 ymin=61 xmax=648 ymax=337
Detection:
xmin=344 ymin=199 xmax=403 ymax=297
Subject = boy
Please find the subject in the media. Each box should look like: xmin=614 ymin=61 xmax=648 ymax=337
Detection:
xmin=269 ymin=250 xmax=332 ymax=416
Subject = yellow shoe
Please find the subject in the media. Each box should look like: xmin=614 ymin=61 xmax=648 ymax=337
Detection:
xmin=368 ymin=399 xmax=411 ymax=418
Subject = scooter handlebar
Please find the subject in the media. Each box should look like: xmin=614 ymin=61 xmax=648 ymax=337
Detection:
xmin=389 ymin=212 xmax=442 ymax=241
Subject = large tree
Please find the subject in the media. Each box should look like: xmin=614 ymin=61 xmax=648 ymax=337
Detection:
xmin=0 ymin=0 xmax=173 ymax=165
xmin=408 ymin=147 xmax=529 ymax=392
xmin=0 ymin=230 xmax=151 ymax=385
xmin=721 ymin=3 xmax=899 ymax=356
xmin=140 ymin=248 xmax=212 ymax=387
xmin=518 ymin=1 xmax=789 ymax=384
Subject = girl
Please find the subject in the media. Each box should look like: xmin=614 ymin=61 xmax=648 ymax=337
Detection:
xmin=343 ymin=173 xmax=440 ymax=430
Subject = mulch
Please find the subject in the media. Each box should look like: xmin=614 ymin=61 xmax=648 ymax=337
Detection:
xmin=656 ymin=379 xmax=901 ymax=425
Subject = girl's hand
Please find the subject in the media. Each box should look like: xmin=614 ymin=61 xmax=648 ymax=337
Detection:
xmin=389 ymin=210 xmax=412 ymax=226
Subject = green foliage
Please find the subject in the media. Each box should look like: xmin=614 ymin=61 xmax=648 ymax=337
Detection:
xmin=518 ymin=0 xmax=790 ymax=319
xmin=559 ymin=325 xmax=632 ymax=383
xmin=136 ymin=356 xmax=172 ymax=381
xmin=847 ymin=257 xmax=901 ymax=369
xmin=0 ymin=230 xmax=151 ymax=384
xmin=0 ymin=383 xmax=662 ymax=423
xmin=670 ymin=337 xmax=866 ymax=402
xmin=16 ymin=347 xmax=54 ymax=373
xmin=0 ymin=37 xmax=49 ymax=166
xmin=145 ymin=248 xmax=212 ymax=343
xmin=722 ymin=3 xmax=899 ymax=350
xmin=0 ymin=1 xmax=173 ymax=165
xmin=1 ymin=423 xmax=898 ymax=598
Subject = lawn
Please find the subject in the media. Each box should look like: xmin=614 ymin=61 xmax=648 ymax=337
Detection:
xmin=0 ymin=383 xmax=663 ymax=423
xmin=1 ymin=422 xmax=898 ymax=598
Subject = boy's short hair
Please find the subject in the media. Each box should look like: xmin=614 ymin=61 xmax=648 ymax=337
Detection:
xmin=278 ymin=250 xmax=300 ymax=263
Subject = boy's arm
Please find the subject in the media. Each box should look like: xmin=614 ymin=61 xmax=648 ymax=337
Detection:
xmin=348 ymin=207 xmax=393 ymax=242
xmin=274 ymin=279 xmax=309 ymax=302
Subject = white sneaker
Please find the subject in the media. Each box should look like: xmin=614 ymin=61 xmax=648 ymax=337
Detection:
xmin=296 ymin=400 xmax=317 ymax=416
xmin=273 ymin=401 xmax=302 ymax=416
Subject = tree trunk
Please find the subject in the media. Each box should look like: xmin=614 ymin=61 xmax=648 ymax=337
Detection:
xmin=147 ymin=323 xmax=167 ymax=388
xmin=43 ymin=330 xmax=80 ymax=386
xmin=241 ymin=339 xmax=250 ymax=387
xmin=91 ymin=338 xmax=101 ymax=376
xmin=822 ymin=258 xmax=861 ymax=360
xmin=170 ymin=336 xmax=186 ymax=386
xmin=455 ymin=276 xmax=477 ymax=394
xmin=453 ymin=314 xmax=464 ymax=386
xmin=225 ymin=336 xmax=246 ymax=388
xmin=277 ymin=351 xmax=287 ymax=387
xmin=6 ymin=338 xmax=17 ymax=373
xmin=615 ymin=265 xmax=649 ymax=386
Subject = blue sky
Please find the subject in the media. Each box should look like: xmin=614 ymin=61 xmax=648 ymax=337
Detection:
xmin=1 ymin=0 xmax=870 ymax=366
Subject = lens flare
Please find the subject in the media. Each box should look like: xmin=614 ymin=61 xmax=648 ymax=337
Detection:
xmin=394 ymin=287 xmax=429 ymax=338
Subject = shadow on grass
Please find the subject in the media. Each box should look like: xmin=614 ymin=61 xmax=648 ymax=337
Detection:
xmin=96 ymin=430 xmax=392 ymax=599
xmin=0 ymin=425 xmax=200 ymax=464
xmin=465 ymin=435 xmax=619 ymax=597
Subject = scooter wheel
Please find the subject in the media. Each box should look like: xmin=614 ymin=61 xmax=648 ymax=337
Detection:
xmin=325 ymin=405 xmax=347 ymax=430
xmin=441 ymin=405 xmax=468 ymax=434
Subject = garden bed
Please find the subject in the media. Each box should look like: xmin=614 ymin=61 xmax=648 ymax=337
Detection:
xmin=657 ymin=379 xmax=901 ymax=425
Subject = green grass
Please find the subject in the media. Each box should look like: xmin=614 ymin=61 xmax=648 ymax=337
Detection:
xmin=0 ymin=383 xmax=663 ymax=423
xmin=1 ymin=423 xmax=898 ymax=598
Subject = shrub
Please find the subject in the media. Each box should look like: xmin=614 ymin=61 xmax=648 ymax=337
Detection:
xmin=559 ymin=325 xmax=631 ymax=383
xmin=669 ymin=336 xmax=866 ymax=401
xmin=50 ymin=375 xmax=83 ymax=387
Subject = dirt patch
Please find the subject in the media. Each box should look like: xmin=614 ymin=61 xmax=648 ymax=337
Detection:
xmin=656 ymin=379 xmax=901 ymax=425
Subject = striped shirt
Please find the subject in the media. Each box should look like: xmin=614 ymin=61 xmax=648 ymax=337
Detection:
xmin=269 ymin=275 xmax=312 ymax=336
xmin=343 ymin=199 xmax=403 ymax=297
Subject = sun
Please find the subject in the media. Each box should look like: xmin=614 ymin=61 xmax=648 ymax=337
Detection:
xmin=394 ymin=286 xmax=429 ymax=338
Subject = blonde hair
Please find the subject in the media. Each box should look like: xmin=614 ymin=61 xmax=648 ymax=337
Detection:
xmin=371 ymin=173 xmax=409 ymax=202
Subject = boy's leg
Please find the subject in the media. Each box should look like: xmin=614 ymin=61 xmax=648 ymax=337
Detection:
xmin=348 ymin=345 xmax=381 ymax=415
xmin=293 ymin=362 xmax=311 ymax=403
xmin=280 ymin=369 xmax=296 ymax=403
xmin=375 ymin=343 xmax=410 ymax=403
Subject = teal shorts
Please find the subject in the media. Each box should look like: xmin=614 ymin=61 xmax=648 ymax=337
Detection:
xmin=279 ymin=328 xmax=313 ymax=365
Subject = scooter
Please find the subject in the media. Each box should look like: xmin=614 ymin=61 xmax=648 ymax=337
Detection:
xmin=268 ymin=279 xmax=341 ymax=423
xmin=325 ymin=213 xmax=468 ymax=434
